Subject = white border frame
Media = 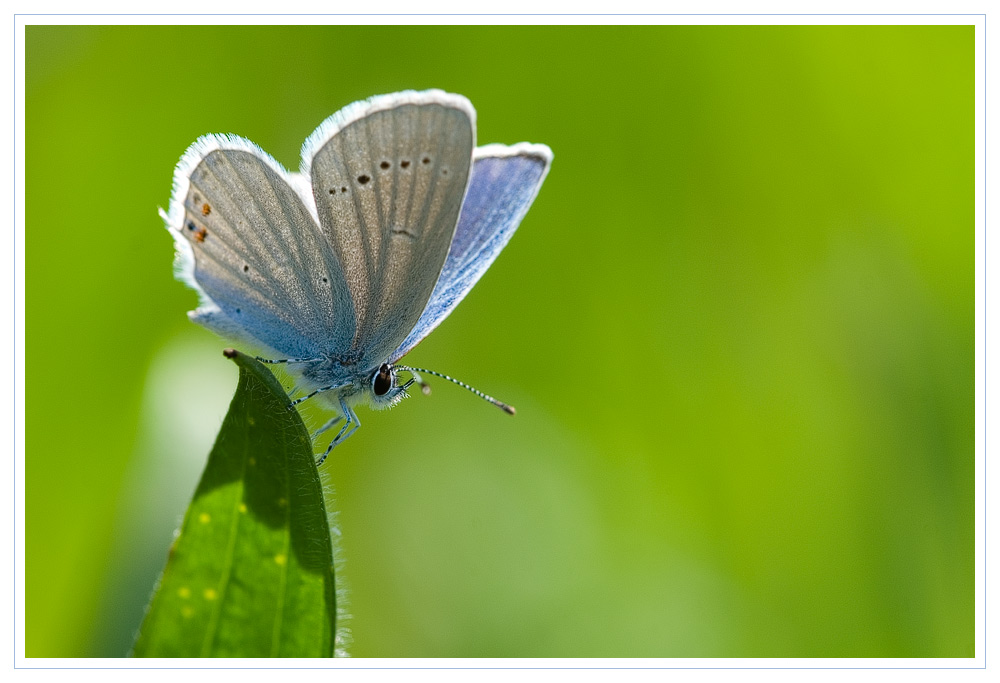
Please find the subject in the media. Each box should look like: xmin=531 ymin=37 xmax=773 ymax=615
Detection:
xmin=11 ymin=6 xmax=988 ymax=674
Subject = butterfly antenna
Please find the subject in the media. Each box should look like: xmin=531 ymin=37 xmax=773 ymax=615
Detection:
xmin=396 ymin=365 xmax=516 ymax=415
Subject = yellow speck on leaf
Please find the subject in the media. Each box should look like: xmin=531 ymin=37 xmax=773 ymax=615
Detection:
xmin=178 ymin=587 xmax=191 ymax=599
xmin=198 ymin=513 xmax=211 ymax=524
xmin=238 ymin=503 xmax=247 ymax=513
xmin=204 ymin=588 xmax=218 ymax=601
xmin=181 ymin=606 xmax=194 ymax=618
xmin=274 ymin=554 xmax=287 ymax=566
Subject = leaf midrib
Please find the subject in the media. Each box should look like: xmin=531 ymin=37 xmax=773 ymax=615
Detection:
xmin=199 ymin=394 xmax=251 ymax=657
xmin=269 ymin=431 xmax=292 ymax=656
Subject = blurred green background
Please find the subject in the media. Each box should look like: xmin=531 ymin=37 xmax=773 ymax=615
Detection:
xmin=25 ymin=25 xmax=973 ymax=658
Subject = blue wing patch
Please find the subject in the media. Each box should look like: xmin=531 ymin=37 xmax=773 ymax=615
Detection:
xmin=390 ymin=142 xmax=552 ymax=362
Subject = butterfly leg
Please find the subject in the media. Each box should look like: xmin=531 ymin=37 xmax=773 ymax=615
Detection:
xmin=313 ymin=415 xmax=343 ymax=439
xmin=256 ymin=355 xmax=323 ymax=365
xmin=289 ymin=384 xmax=342 ymax=408
xmin=315 ymin=399 xmax=361 ymax=466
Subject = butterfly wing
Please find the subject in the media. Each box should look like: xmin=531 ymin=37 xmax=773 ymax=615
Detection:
xmin=390 ymin=142 xmax=553 ymax=362
xmin=303 ymin=90 xmax=476 ymax=370
xmin=165 ymin=135 xmax=356 ymax=360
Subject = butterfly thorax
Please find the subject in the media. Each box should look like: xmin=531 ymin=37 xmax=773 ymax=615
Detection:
xmin=299 ymin=352 xmax=368 ymax=389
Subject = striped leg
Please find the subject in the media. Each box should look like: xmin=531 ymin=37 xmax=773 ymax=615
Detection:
xmin=289 ymin=384 xmax=342 ymax=408
xmin=313 ymin=415 xmax=343 ymax=438
xmin=316 ymin=398 xmax=361 ymax=466
xmin=255 ymin=355 xmax=323 ymax=365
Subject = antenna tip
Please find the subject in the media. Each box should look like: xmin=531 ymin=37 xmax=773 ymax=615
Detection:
xmin=501 ymin=404 xmax=516 ymax=416
xmin=421 ymin=384 xmax=432 ymax=396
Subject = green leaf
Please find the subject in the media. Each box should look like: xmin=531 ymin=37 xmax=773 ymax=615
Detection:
xmin=132 ymin=349 xmax=337 ymax=658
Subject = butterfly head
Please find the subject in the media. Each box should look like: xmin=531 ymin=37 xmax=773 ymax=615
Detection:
xmin=366 ymin=363 xmax=414 ymax=410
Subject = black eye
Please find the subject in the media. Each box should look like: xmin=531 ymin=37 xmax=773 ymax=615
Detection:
xmin=373 ymin=364 xmax=393 ymax=396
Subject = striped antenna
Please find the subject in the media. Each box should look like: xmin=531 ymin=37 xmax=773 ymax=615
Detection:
xmin=395 ymin=365 xmax=516 ymax=415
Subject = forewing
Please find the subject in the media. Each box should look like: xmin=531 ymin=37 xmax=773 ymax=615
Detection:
xmin=304 ymin=91 xmax=475 ymax=368
xmin=390 ymin=143 xmax=552 ymax=361
xmin=167 ymin=136 xmax=355 ymax=359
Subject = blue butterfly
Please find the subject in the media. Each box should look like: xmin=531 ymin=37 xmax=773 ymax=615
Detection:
xmin=163 ymin=90 xmax=552 ymax=463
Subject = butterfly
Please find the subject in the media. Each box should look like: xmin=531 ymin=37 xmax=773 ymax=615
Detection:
xmin=162 ymin=90 xmax=552 ymax=463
